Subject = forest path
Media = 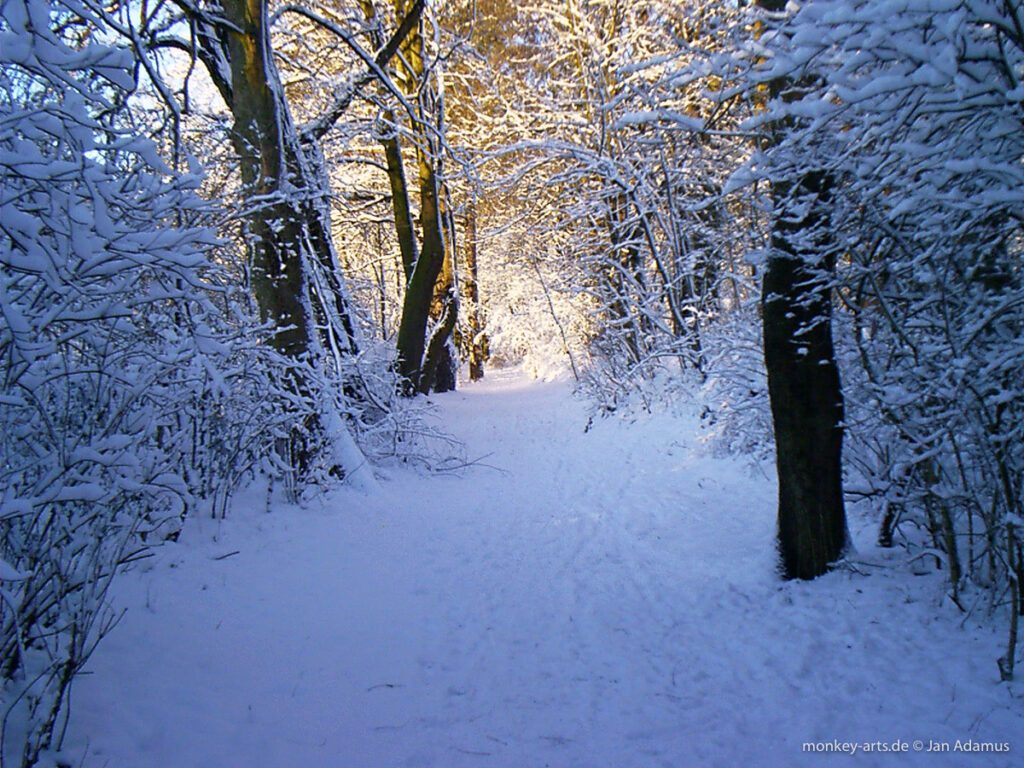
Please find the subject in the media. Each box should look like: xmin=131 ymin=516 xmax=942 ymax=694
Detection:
xmin=68 ymin=369 xmax=1020 ymax=768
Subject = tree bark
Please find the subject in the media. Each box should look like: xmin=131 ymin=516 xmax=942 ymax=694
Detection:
xmin=389 ymin=0 xmax=457 ymax=394
xmin=464 ymin=199 xmax=486 ymax=381
xmin=756 ymin=0 xmax=848 ymax=579
xmin=221 ymin=0 xmax=313 ymax=358
xmin=382 ymin=114 xmax=418 ymax=282
xmin=214 ymin=0 xmax=363 ymax=366
xmin=419 ymin=284 xmax=457 ymax=394
xmin=763 ymin=175 xmax=848 ymax=580
xmin=423 ymin=209 xmax=457 ymax=393
xmin=395 ymin=158 xmax=447 ymax=390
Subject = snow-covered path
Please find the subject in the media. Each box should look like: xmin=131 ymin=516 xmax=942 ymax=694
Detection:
xmin=68 ymin=371 xmax=1021 ymax=767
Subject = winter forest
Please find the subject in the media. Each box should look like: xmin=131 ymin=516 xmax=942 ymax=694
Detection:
xmin=2 ymin=0 xmax=1024 ymax=765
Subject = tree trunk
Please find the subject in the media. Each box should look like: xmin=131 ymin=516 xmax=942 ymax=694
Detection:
xmin=419 ymin=284 xmax=457 ymax=394
xmin=423 ymin=212 xmax=458 ymax=393
xmin=217 ymin=0 xmax=359 ymax=364
xmin=389 ymin=0 xmax=458 ymax=394
xmin=755 ymin=0 xmax=846 ymax=580
xmin=382 ymin=114 xmax=418 ymax=282
xmin=395 ymin=158 xmax=447 ymax=391
xmin=214 ymin=0 xmax=371 ymax=474
xmin=763 ymin=171 xmax=847 ymax=579
xmin=464 ymin=199 xmax=486 ymax=381
xmin=221 ymin=0 xmax=312 ymax=358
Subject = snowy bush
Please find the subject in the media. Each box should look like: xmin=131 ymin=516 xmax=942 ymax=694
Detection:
xmin=0 ymin=0 xmax=346 ymax=763
xmin=698 ymin=301 xmax=773 ymax=460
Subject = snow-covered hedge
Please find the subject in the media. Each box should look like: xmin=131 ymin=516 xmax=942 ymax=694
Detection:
xmin=0 ymin=1 xmax=336 ymax=764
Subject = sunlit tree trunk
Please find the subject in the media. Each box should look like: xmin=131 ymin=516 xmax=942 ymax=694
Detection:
xmin=381 ymin=113 xmax=419 ymax=282
xmin=464 ymin=199 xmax=486 ymax=381
xmin=389 ymin=0 xmax=458 ymax=394
xmin=218 ymin=0 xmax=359 ymax=361
xmin=394 ymin=150 xmax=447 ymax=390
xmin=221 ymin=0 xmax=315 ymax=358
xmin=425 ymin=207 xmax=458 ymax=393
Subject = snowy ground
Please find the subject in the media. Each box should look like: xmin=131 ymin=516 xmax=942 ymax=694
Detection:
xmin=67 ymin=369 xmax=1022 ymax=767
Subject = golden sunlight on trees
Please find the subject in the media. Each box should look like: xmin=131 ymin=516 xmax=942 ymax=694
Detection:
xmin=4 ymin=6 xmax=1024 ymax=761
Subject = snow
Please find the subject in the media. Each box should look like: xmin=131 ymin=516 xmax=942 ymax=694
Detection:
xmin=65 ymin=369 xmax=1021 ymax=767
xmin=0 ymin=558 xmax=26 ymax=581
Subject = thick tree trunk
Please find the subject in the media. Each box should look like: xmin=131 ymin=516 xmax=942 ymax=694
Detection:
xmin=184 ymin=0 xmax=423 ymax=479
xmin=221 ymin=0 xmax=311 ymax=358
xmin=763 ymin=172 xmax=847 ymax=579
xmin=755 ymin=0 xmax=848 ymax=580
xmin=216 ymin=0 xmax=371 ymax=475
xmin=431 ymin=339 xmax=457 ymax=392
xmin=219 ymin=0 xmax=358 ymax=362
xmin=419 ymin=285 xmax=457 ymax=394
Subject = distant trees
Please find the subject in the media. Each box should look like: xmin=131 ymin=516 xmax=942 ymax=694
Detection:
xmin=468 ymin=0 xmax=747 ymax=405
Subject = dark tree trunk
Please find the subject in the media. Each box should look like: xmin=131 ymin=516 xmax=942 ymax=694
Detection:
xmin=211 ymin=0 xmax=380 ymax=474
xmin=195 ymin=0 xmax=425 ymax=367
xmin=177 ymin=0 xmax=423 ymax=478
xmin=419 ymin=287 xmax=457 ymax=394
xmin=755 ymin=0 xmax=848 ymax=580
xmin=434 ymin=347 xmax=457 ymax=391
xmin=382 ymin=116 xmax=418 ymax=282
xmin=379 ymin=108 xmax=456 ymax=394
xmin=221 ymin=0 xmax=311 ymax=358
xmin=215 ymin=0 xmax=361 ymax=364
xmin=389 ymin=0 xmax=458 ymax=394
xmin=395 ymin=160 xmax=446 ymax=391
xmin=423 ymin=215 xmax=458 ymax=393
xmin=763 ymin=172 xmax=848 ymax=579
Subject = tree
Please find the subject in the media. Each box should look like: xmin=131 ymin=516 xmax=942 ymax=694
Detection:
xmin=380 ymin=0 xmax=459 ymax=394
xmin=136 ymin=0 xmax=426 ymax=454
xmin=462 ymin=198 xmax=486 ymax=380
xmin=766 ymin=0 xmax=1024 ymax=673
xmin=749 ymin=0 xmax=848 ymax=579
